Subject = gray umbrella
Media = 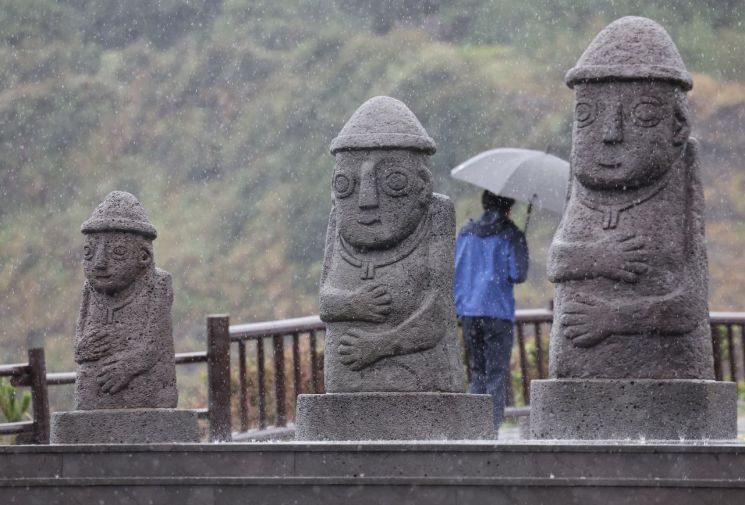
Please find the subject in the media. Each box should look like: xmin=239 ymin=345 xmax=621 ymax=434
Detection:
xmin=450 ymin=148 xmax=570 ymax=216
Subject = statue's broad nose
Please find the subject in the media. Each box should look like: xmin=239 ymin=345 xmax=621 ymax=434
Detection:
xmin=93 ymin=245 xmax=108 ymax=270
xmin=358 ymin=160 xmax=378 ymax=209
xmin=602 ymin=103 xmax=624 ymax=144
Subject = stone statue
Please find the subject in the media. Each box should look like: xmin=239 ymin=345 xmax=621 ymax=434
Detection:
xmin=548 ymin=16 xmax=709 ymax=379
xmin=530 ymin=16 xmax=736 ymax=440
xmin=320 ymin=95 xmax=463 ymax=393
xmin=295 ymin=97 xmax=492 ymax=440
xmin=75 ymin=191 xmax=177 ymax=409
xmin=51 ymin=191 xmax=199 ymax=443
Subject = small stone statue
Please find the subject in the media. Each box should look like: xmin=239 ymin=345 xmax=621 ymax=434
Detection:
xmin=320 ymin=96 xmax=463 ymax=393
xmin=75 ymin=191 xmax=177 ymax=409
xmin=530 ymin=16 xmax=735 ymax=440
xmin=296 ymin=97 xmax=492 ymax=440
xmin=51 ymin=191 xmax=198 ymax=443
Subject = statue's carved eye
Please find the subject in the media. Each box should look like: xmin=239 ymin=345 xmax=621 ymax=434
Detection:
xmin=632 ymin=98 xmax=663 ymax=127
xmin=382 ymin=170 xmax=411 ymax=197
xmin=575 ymin=101 xmax=595 ymax=127
xmin=83 ymin=245 xmax=93 ymax=260
xmin=333 ymin=173 xmax=354 ymax=198
xmin=112 ymin=245 xmax=127 ymax=258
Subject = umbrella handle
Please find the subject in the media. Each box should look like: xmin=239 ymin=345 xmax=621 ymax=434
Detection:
xmin=524 ymin=194 xmax=537 ymax=233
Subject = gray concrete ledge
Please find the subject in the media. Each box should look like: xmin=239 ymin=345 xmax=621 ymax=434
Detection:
xmin=530 ymin=379 xmax=737 ymax=440
xmin=1 ymin=442 xmax=745 ymax=504
xmin=295 ymin=392 xmax=495 ymax=440
xmin=51 ymin=408 xmax=200 ymax=444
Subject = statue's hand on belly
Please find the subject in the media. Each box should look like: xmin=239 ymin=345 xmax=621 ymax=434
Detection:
xmin=550 ymin=233 xmax=648 ymax=284
xmin=75 ymin=329 xmax=111 ymax=363
xmin=338 ymin=330 xmax=384 ymax=371
xmin=595 ymin=234 xmax=649 ymax=284
xmin=96 ymin=355 xmax=135 ymax=394
xmin=353 ymin=284 xmax=392 ymax=323
xmin=320 ymin=283 xmax=392 ymax=323
xmin=561 ymin=294 xmax=614 ymax=347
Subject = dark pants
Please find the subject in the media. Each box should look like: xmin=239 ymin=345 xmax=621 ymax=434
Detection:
xmin=461 ymin=316 xmax=514 ymax=430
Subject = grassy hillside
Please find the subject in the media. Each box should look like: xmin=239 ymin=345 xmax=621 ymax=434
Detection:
xmin=1 ymin=1 xmax=744 ymax=397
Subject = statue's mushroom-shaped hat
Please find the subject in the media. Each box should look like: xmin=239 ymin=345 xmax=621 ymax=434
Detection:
xmin=566 ymin=16 xmax=692 ymax=91
xmin=330 ymin=96 xmax=436 ymax=155
xmin=81 ymin=191 xmax=157 ymax=239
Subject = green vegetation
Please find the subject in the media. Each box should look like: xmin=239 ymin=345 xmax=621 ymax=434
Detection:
xmin=0 ymin=379 xmax=31 ymax=423
xmin=1 ymin=1 xmax=744 ymax=410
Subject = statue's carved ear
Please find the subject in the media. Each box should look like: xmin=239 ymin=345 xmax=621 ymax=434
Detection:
xmin=673 ymin=105 xmax=690 ymax=146
xmin=417 ymin=161 xmax=433 ymax=204
xmin=139 ymin=245 xmax=152 ymax=266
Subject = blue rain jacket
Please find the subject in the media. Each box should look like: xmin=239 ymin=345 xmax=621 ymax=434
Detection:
xmin=454 ymin=209 xmax=529 ymax=321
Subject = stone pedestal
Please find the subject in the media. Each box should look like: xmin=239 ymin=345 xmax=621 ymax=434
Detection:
xmin=530 ymin=379 xmax=737 ymax=440
xmin=295 ymin=392 xmax=495 ymax=441
xmin=50 ymin=408 xmax=200 ymax=444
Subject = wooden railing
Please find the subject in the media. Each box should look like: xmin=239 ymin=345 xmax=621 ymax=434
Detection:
xmin=0 ymin=348 xmax=49 ymax=443
xmin=508 ymin=309 xmax=553 ymax=405
xmin=228 ymin=315 xmax=324 ymax=433
xmin=709 ymin=312 xmax=745 ymax=383
xmin=218 ymin=309 xmax=745 ymax=439
xmin=0 ymin=325 xmax=225 ymax=443
xmin=2 ymin=310 xmax=744 ymax=443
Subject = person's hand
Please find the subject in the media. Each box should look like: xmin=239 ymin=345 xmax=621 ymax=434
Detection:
xmin=595 ymin=233 xmax=649 ymax=283
xmin=561 ymin=294 xmax=612 ymax=347
xmin=352 ymin=284 xmax=392 ymax=323
xmin=96 ymin=356 xmax=133 ymax=394
xmin=338 ymin=330 xmax=382 ymax=370
xmin=75 ymin=329 xmax=111 ymax=363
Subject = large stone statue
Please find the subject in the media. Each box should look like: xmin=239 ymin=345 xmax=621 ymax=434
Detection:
xmin=530 ymin=17 xmax=736 ymax=440
xmin=51 ymin=191 xmax=199 ymax=443
xmin=295 ymin=97 xmax=493 ymax=440
xmin=320 ymin=96 xmax=462 ymax=392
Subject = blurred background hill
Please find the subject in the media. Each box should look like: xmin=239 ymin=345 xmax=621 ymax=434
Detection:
xmin=1 ymin=0 xmax=744 ymax=407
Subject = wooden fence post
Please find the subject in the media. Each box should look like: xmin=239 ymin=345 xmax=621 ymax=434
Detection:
xmin=207 ymin=314 xmax=232 ymax=442
xmin=272 ymin=334 xmax=287 ymax=427
xmin=516 ymin=323 xmax=530 ymax=404
xmin=711 ymin=324 xmax=723 ymax=381
xmin=28 ymin=347 xmax=50 ymax=444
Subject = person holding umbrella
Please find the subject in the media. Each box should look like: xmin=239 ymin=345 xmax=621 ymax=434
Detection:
xmin=454 ymin=190 xmax=529 ymax=432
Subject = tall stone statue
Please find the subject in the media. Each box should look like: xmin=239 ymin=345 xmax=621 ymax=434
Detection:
xmin=51 ymin=191 xmax=199 ymax=443
xmin=320 ymin=96 xmax=463 ymax=393
xmin=530 ymin=17 xmax=736 ymax=440
xmin=296 ymin=97 xmax=493 ymax=440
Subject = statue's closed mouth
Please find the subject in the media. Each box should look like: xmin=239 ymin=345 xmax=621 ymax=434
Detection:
xmin=597 ymin=160 xmax=622 ymax=168
xmin=357 ymin=216 xmax=381 ymax=225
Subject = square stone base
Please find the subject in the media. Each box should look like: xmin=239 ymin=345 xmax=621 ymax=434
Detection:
xmin=295 ymin=392 xmax=495 ymax=441
xmin=51 ymin=408 xmax=201 ymax=444
xmin=529 ymin=379 xmax=737 ymax=440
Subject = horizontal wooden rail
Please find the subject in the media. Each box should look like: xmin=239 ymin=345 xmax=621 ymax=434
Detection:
xmin=710 ymin=312 xmax=745 ymax=325
xmin=228 ymin=311 xmax=555 ymax=342
xmin=0 ymin=421 xmax=34 ymax=435
xmin=0 ymin=363 xmax=29 ymax=377
xmin=45 ymin=372 xmax=75 ymax=385
xmin=514 ymin=308 xmax=553 ymax=322
xmin=175 ymin=351 xmax=208 ymax=364
xmin=230 ymin=315 xmax=324 ymax=341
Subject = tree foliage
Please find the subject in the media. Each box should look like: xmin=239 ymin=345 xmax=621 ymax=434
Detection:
xmin=1 ymin=1 xmax=744 ymax=388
